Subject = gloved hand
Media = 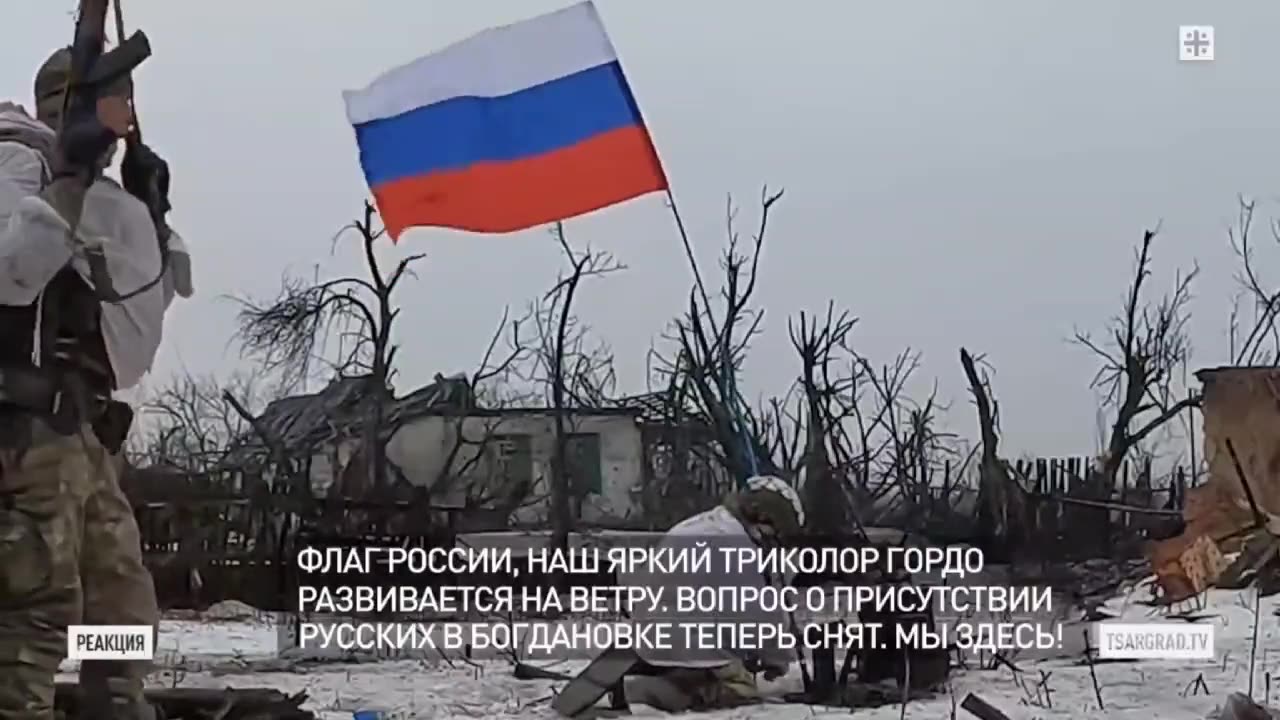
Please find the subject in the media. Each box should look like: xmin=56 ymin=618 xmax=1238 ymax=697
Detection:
xmin=121 ymin=138 xmax=171 ymax=228
xmin=41 ymin=96 xmax=132 ymax=227
xmin=56 ymin=95 xmax=128 ymax=171
xmin=745 ymin=655 xmax=789 ymax=681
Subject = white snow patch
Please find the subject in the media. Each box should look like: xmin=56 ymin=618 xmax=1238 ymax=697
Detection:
xmin=155 ymin=616 xmax=281 ymax=659
xmin=50 ymin=582 xmax=1280 ymax=718
xmin=201 ymin=599 xmax=270 ymax=622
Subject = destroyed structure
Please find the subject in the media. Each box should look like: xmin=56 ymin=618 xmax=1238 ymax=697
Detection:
xmin=1149 ymin=366 xmax=1280 ymax=601
xmin=122 ymin=374 xmax=737 ymax=607
xmin=212 ymin=377 xmax=731 ymax=529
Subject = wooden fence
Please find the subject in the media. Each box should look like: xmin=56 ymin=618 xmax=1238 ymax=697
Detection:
xmin=122 ymin=453 xmax=1192 ymax=608
xmin=122 ymin=466 xmax=465 ymax=609
xmin=1012 ymin=455 xmax=1189 ymax=560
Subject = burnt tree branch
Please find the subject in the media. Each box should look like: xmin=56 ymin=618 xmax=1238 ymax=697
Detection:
xmin=1073 ymin=228 xmax=1199 ymax=489
xmin=234 ymin=202 xmax=424 ymax=491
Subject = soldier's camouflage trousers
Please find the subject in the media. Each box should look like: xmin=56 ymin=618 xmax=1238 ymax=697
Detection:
xmin=0 ymin=421 xmax=158 ymax=720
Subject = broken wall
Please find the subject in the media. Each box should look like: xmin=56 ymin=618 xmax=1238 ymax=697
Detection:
xmin=384 ymin=411 xmax=646 ymax=526
xmin=1150 ymin=367 xmax=1280 ymax=579
xmin=1197 ymin=367 xmax=1280 ymax=532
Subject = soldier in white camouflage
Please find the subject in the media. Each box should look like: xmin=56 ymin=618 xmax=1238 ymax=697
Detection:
xmin=0 ymin=47 xmax=192 ymax=720
xmin=549 ymin=476 xmax=806 ymax=715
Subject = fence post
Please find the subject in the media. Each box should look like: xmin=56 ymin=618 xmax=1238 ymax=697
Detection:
xmin=1124 ymin=461 xmax=1133 ymax=530
xmin=942 ymin=459 xmax=951 ymax=506
xmin=1187 ymin=386 xmax=1199 ymax=487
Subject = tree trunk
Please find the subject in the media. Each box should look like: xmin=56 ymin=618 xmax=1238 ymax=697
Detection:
xmin=549 ymin=270 xmax=581 ymax=594
xmin=959 ymin=348 xmax=1024 ymax=552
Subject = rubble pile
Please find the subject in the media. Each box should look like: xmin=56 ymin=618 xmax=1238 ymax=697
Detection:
xmin=1147 ymin=368 xmax=1280 ymax=603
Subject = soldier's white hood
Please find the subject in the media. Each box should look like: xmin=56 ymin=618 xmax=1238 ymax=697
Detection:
xmin=620 ymin=505 xmax=794 ymax=671
xmin=0 ymin=103 xmax=52 ymax=133
xmin=0 ymin=103 xmax=55 ymax=162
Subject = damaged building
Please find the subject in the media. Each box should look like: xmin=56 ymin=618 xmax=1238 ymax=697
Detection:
xmin=226 ymin=376 xmax=731 ymax=530
xmin=1149 ymin=366 xmax=1280 ymax=600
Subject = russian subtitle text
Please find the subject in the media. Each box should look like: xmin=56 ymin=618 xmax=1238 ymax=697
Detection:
xmin=294 ymin=619 xmax=1063 ymax=654
xmin=290 ymin=541 xmax=1062 ymax=655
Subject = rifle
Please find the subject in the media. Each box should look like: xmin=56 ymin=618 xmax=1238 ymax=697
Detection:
xmin=111 ymin=0 xmax=171 ymax=243
xmin=58 ymin=0 xmax=162 ymax=303
xmin=59 ymin=0 xmax=151 ymax=175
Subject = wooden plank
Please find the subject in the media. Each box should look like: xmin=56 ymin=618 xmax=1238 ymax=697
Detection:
xmin=960 ymin=693 xmax=1013 ymax=720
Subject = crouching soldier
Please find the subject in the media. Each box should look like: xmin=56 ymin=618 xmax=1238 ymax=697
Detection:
xmin=0 ymin=46 xmax=193 ymax=720
xmin=555 ymin=476 xmax=805 ymax=715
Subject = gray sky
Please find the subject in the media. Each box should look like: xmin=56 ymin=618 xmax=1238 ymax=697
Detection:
xmin=6 ymin=1 xmax=1279 ymax=458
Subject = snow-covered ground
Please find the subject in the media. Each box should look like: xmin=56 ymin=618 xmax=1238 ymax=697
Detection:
xmin=58 ymin=584 xmax=1280 ymax=719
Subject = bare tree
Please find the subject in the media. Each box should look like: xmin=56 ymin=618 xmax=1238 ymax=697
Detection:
xmin=787 ymin=303 xmax=861 ymax=533
xmin=516 ymin=224 xmax=622 ymax=408
xmin=960 ymin=348 xmax=1026 ymax=546
xmin=788 ymin=308 xmax=946 ymax=531
xmin=425 ymin=307 xmax=531 ymax=509
xmin=641 ymin=190 xmax=965 ymax=538
xmin=234 ymin=202 xmax=422 ymax=492
xmin=754 ymin=386 xmax=805 ymax=480
xmin=129 ymin=370 xmax=272 ymax=472
xmin=835 ymin=353 xmax=895 ymax=502
xmin=860 ymin=351 xmax=955 ymax=527
xmin=650 ymin=189 xmax=785 ymax=482
xmin=1227 ymin=197 xmax=1280 ymax=365
xmin=1074 ymin=228 xmax=1200 ymax=490
xmin=512 ymin=223 xmax=623 ymax=582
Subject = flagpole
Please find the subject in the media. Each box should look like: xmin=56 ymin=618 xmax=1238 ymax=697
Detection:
xmin=587 ymin=3 xmax=755 ymax=479
xmin=663 ymin=188 xmax=714 ymax=319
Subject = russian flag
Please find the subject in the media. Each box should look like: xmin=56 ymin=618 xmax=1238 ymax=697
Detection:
xmin=342 ymin=2 xmax=670 ymax=240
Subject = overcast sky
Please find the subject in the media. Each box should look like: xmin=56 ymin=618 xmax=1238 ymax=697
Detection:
xmin=6 ymin=1 xmax=1279 ymax=459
